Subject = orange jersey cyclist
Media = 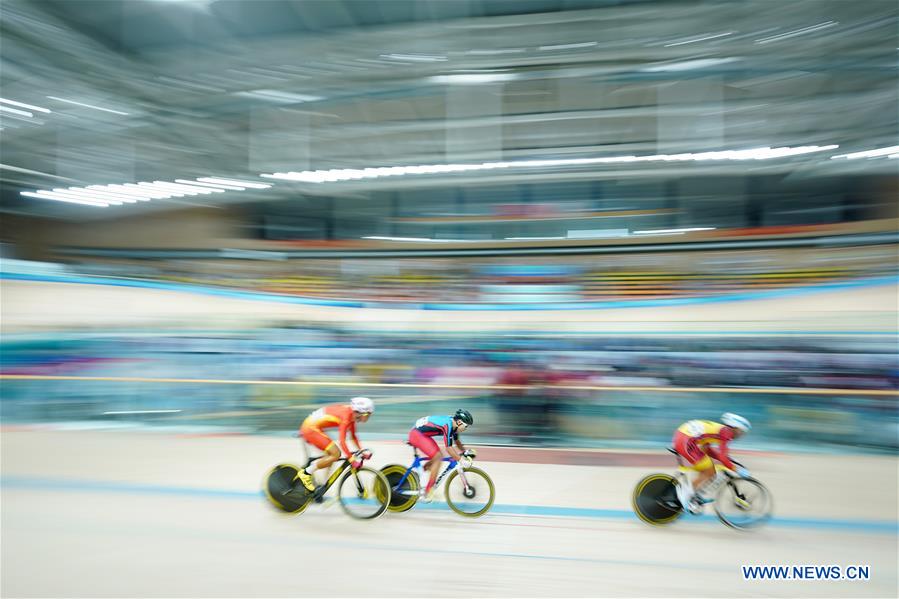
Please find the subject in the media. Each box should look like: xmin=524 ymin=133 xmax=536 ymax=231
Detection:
xmin=408 ymin=409 xmax=475 ymax=502
xmin=296 ymin=396 xmax=374 ymax=491
xmin=672 ymin=412 xmax=751 ymax=513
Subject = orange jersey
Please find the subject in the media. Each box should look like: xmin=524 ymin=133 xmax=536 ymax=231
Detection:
xmin=301 ymin=404 xmax=359 ymax=457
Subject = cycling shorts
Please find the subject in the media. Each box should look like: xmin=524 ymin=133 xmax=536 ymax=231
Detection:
xmin=301 ymin=425 xmax=336 ymax=452
xmin=408 ymin=428 xmax=440 ymax=459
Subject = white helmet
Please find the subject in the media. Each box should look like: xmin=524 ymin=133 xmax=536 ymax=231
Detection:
xmin=721 ymin=413 xmax=751 ymax=433
xmin=350 ymin=396 xmax=374 ymax=414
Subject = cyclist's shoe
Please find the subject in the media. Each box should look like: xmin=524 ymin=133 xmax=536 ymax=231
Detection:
xmin=295 ymin=470 xmax=315 ymax=492
xmin=420 ymin=488 xmax=436 ymax=503
xmin=686 ymin=498 xmax=705 ymax=515
xmin=675 ymin=480 xmax=692 ymax=510
xmin=734 ymin=495 xmax=751 ymax=511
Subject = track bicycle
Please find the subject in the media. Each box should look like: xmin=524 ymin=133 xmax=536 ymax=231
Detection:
xmin=632 ymin=448 xmax=773 ymax=530
xmin=380 ymin=446 xmax=495 ymax=517
xmin=264 ymin=449 xmax=391 ymax=520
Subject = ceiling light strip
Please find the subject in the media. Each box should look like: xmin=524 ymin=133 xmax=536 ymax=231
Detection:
xmin=123 ymin=183 xmax=177 ymax=198
xmin=189 ymin=179 xmax=245 ymax=190
xmin=0 ymin=98 xmax=51 ymax=113
xmin=22 ymin=173 xmax=272 ymax=208
xmin=831 ymin=146 xmax=899 ymax=160
xmin=139 ymin=182 xmax=199 ymax=196
xmin=22 ymin=191 xmax=108 ymax=207
xmin=46 ymin=96 xmax=129 ymax=115
xmin=0 ymin=105 xmax=33 ymax=118
xmin=152 ymin=181 xmax=215 ymax=194
xmin=261 ymin=145 xmax=839 ymax=184
xmin=173 ymin=180 xmax=228 ymax=192
xmin=88 ymin=185 xmax=157 ymax=201
xmin=56 ymin=187 xmax=135 ymax=204
xmin=44 ymin=189 xmax=122 ymax=205
xmin=198 ymin=177 xmax=270 ymax=189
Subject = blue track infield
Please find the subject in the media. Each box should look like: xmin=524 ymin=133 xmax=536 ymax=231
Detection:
xmin=3 ymin=475 xmax=895 ymax=534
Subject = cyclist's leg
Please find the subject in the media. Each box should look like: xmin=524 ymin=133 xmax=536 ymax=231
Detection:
xmin=409 ymin=429 xmax=440 ymax=496
xmin=300 ymin=426 xmax=338 ymax=489
xmin=673 ymin=432 xmax=712 ymax=506
xmin=311 ymin=440 xmax=341 ymax=472
xmin=691 ymin=455 xmax=716 ymax=497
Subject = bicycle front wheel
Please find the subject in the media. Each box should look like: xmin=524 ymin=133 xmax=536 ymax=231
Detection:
xmin=714 ymin=476 xmax=773 ymax=530
xmin=444 ymin=467 xmax=495 ymax=518
xmin=337 ymin=466 xmax=391 ymax=520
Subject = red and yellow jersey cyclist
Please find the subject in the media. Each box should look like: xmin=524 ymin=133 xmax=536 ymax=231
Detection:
xmin=672 ymin=412 xmax=751 ymax=513
xmin=295 ymin=396 xmax=374 ymax=491
xmin=408 ymin=409 xmax=475 ymax=502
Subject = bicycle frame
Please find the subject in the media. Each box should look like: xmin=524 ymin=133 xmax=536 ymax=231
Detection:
xmin=301 ymin=453 xmax=368 ymax=500
xmin=671 ymin=450 xmax=745 ymax=507
xmin=392 ymin=452 xmax=471 ymax=495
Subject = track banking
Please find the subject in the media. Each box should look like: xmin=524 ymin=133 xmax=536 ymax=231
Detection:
xmin=742 ymin=565 xmax=870 ymax=581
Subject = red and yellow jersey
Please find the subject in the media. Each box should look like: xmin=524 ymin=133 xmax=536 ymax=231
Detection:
xmin=675 ymin=420 xmax=736 ymax=469
xmin=301 ymin=404 xmax=359 ymax=457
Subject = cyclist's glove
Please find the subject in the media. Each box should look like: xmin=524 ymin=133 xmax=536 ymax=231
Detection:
xmin=462 ymin=449 xmax=477 ymax=458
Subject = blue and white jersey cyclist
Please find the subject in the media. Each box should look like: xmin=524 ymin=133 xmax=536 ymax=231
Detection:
xmin=414 ymin=414 xmax=459 ymax=448
xmin=408 ymin=410 xmax=475 ymax=502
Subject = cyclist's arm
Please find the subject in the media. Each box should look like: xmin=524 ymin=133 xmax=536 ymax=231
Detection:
xmin=443 ymin=428 xmax=463 ymax=460
xmin=454 ymin=437 xmax=468 ymax=454
xmin=349 ymin=421 xmax=362 ymax=453
xmin=338 ymin=418 xmax=356 ymax=457
xmin=444 ymin=445 xmax=463 ymax=461
xmin=707 ymin=441 xmax=736 ymax=470
xmin=432 ymin=426 xmax=454 ymax=459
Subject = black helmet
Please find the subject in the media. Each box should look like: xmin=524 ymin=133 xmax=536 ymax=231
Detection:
xmin=454 ymin=409 xmax=473 ymax=426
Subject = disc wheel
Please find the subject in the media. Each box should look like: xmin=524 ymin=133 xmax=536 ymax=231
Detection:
xmin=380 ymin=464 xmax=420 ymax=513
xmin=337 ymin=466 xmax=391 ymax=520
xmin=263 ymin=464 xmax=312 ymax=515
xmin=632 ymin=473 xmax=683 ymax=526
xmin=444 ymin=467 xmax=495 ymax=518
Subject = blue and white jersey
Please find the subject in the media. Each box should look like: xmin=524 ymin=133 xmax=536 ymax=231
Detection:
xmin=414 ymin=415 xmax=457 ymax=447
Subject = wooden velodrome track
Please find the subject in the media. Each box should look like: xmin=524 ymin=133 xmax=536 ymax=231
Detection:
xmin=1 ymin=278 xmax=897 ymax=596
xmin=2 ymin=430 xmax=896 ymax=597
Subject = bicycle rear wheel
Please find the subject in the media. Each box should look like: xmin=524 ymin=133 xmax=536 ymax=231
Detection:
xmin=445 ymin=467 xmax=495 ymax=518
xmin=714 ymin=477 xmax=772 ymax=530
xmin=632 ymin=473 xmax=683 ymax=525
xmin=380 ymin=464 xmax=420 ymax=513
xmin=263 ymin=464 xmax=312 ymax=515
xmin=338 ymin=466 xmax=391 ymax=520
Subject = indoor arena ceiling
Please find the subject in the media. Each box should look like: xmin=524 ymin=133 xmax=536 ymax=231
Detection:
xmin=1 ymin=0 xmax=897 ymax=218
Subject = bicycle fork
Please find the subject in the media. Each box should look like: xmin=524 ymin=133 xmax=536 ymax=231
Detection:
xmin=449 ymin=463 xmax=478 ymax=498
xmin=348 ymin=468 xmax=371 ymax=499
